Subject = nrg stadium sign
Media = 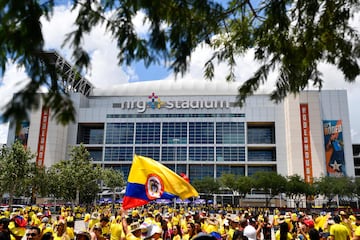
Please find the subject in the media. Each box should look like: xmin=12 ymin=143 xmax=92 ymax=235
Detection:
xmin=113 ymin=92 xmax=230 ymax=113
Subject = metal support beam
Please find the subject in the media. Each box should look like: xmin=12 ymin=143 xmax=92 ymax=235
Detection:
xmin=38 ymin=51 xmax=94 ymax=97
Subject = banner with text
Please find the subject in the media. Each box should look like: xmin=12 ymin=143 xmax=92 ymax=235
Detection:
xmin=300 ymin=104 xmax=313 ymax=183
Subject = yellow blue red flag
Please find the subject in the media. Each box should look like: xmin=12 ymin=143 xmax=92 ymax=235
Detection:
xmin=122 ymin=154 xmax=199 ymax=209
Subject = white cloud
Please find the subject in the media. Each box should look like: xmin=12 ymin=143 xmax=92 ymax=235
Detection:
xmin=0 ymin=64 xmax=30 ymax=144
xmin=0 ymin=65 xmax=30 ymax=111
xmin=0 ymin=122 xmax=9 ymax=145
xmin=41 ymin=5 xmax=131 ymax=87
xmin=132 ymin=11 xmax=151 ymax=36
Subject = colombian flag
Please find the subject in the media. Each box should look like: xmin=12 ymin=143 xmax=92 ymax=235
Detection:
xmin=122 ymin=154 xmax=199 ymax=209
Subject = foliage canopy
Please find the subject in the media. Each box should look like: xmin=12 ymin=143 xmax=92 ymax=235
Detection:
xmin=0 ymin=141 xmax=36 ymax=208
xmin=1 ymin=1 xmax=359 ymax=123
xmin=47 ymin=144 xmax=102 ymax=204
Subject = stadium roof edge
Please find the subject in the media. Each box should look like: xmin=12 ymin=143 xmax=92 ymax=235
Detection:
xmin=37 ymin=50 xmax=94 ymax=97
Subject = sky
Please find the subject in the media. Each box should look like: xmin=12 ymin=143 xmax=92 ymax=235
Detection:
xmin=0 ymin=3 xmax=360 ymax=144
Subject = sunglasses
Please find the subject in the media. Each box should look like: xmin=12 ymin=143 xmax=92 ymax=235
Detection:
xmin=26 ymin=233 xmax=38 ymax=237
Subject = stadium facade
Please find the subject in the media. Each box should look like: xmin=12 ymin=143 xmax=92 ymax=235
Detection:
xmin=7 ymin=80 xmax=355 ymax=181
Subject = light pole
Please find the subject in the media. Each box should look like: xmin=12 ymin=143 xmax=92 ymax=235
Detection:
xmin=173 ymin=138 xmax=180 ymax=173
xmin=172 ymin=138 xmax=180 ymax=208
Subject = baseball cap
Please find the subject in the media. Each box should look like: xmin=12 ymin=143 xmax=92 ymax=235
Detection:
xmin=304 ymin=219 xmax=315 ymax=228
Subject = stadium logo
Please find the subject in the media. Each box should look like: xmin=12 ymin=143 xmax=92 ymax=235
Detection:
xmin=147 ymin=92 xmax=166 ymax=109
xmin=113 ymin=92 xmax=230 ymax=113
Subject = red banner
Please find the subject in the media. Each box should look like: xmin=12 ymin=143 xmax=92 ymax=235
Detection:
xmin=36 ymin=107 xmax=49 ymax=167
xmin=300 ymin=104 xmax=313 ymax=183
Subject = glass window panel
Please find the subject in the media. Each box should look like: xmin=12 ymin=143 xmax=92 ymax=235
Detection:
xmin=247 ymin=166 xmax=277 ymax=176
xmin=135 ymin=123 xmax=161 ymax=144
xmin=106 ymin=123 xmax=134 ymax=144
xmin=77 ymin=124 xmax=104 ymax=144
xmin=216 ymin=165 xmax=245 ymax=178
xmin=104 ymin=147 xmax=133 ymax=161
xmin=135 ymin=146 xmax=160 ymax=160
xmin=162 ymin=122 xmax=187 ymax=144
xmin=88 ymin=129 xmax=104 ymax=144
xmin=161 ymin=147 xmax=187 ymax=161
xmin=248 ymin=150 xmax=276 ymax=161
xmin=354 ymin=158 xmax=360 ymax=167
xmin=247 ymin=126 xmax=275 ymax=144
xmin=163 ymin=164 xmax=186 ymax=175
xmin=189 ymin=122 xmax=214 ymax=144
xmin=216 ymin=147 xmax=245 ymax=161
xmin=189 ymin=147 xmax=214 ymax=161
xmin=216 ymin=122 xmax=245 ymax=144
xmin=88 ymin=149 xmax=103 ymax=162
xmin=189 ymin=165 xmax=214 ymax=180
xmin=108 ymin=164 xmax=131 ymax=180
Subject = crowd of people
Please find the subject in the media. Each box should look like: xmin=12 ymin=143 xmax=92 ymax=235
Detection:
xmin=0 ymin=204 xmax=360 ymax=240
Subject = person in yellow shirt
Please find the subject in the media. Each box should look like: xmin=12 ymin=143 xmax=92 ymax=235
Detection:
xmin=66 ymin=225 xmax=75 ymax=240
xmin=340 ymin=211 xmax=354 ymax=239
xmin=144 ymin=212 xmax=155 ymax=225
xmin=90 ymin=224 xmax=103 ymax=240
xmin=99 ymin=217 xmax=110 ymax=239
xmin=172 ymin=225 xmax=182 ymax=240
xmin=163 ymin=214 xmax=173 ymax=233
xmin=316 ymin=212 xmax=328 ymax=232
xmin=228 ymin=217 xmax=240 ymax=240
xmin=9 ymin=215 xmax=27 ymax=240
xmin=154 ymin=212 xmax=162 ymax=229
xmin=3 ymin=209 xmax=10 ymax=219
xmin=130 ymin=210 xmax=140 ymax=223
xmin=171 ymin=211 xmax=180 ymax=228
xmin=273 ymin=210 xmax=281 ymax=232
xmin=32 ymin=213 xmax=43 ymax=227
xmin=53 ymin=220 xmax=70 ymax=240
xmin=204 ymin=217 xmax=219 ymax=234
xmin=219 ymin=219 xmax=230 ymax=240
xmin=84 ymin=213 xmax=91 ymax=230
xmin=182 ymin=223 xmax=196 ymax=240
xmin=122 ymin=220 xmax=143 ymax=240
xmin=66 ymin=211 xmax=75 ymax=230
xmin=88 ymin=213 xmax=100 ymax=231
xmin=180 ymin=214 xmax=190 ymax=234
xmin=39 ymin=217 xmax=53 ymax=235
xmin=110 ymin=216 xmax=125 ymax=240
xmin=120 ymin=210 xmax=145 ymax=240
xmin=329 ymin=215 xmax=350 ymax=240
xmin=353 ymin=215 xmax=360 ymax=240
xmin=60 ymin=208 xmax=67 ymax=220
xmin=275 ymin=221 xmax=293 ymax=240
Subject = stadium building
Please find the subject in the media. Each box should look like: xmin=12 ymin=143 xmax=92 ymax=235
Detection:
xmin=7 ymin=79 xmax=355 ymax=182
xmin=5 ymin=53 xmax=355 ymax=191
